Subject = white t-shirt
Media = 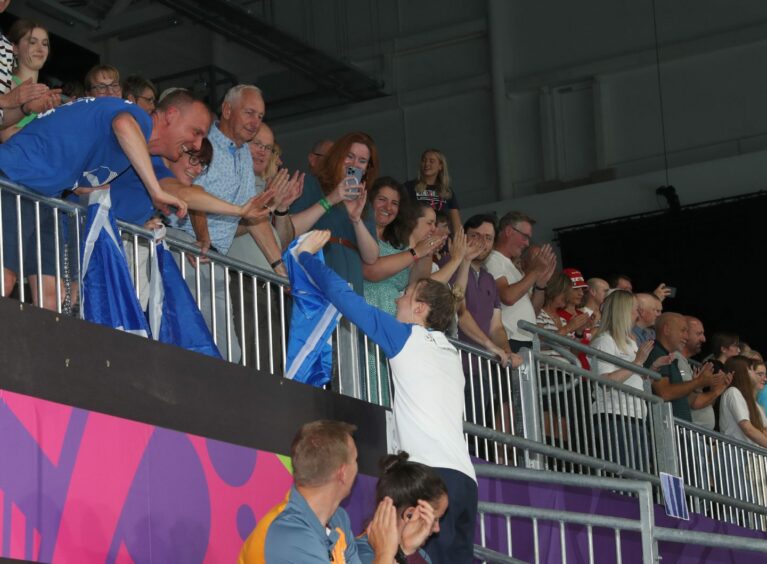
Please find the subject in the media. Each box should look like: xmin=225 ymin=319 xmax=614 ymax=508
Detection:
xmin=484 ymin=250 xmax=535 ymax=341
xmin=591 ymin=334 xmax=647 ymax=419
xmin=390 ymin=325 xmax=476 ymax=482
xmin=676 ymin=353 xmax=716 ymax=430
xmin=719 ymin=387 xmax=767 ymax=448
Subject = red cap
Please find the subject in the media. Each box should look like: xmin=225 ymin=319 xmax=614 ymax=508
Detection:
xmin=563 ymin=268 xmax=588 ymax=289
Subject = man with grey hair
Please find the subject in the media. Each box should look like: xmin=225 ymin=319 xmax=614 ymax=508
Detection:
xmin=633 ymin=293 xmax=662 ymax=346
xmin=170 ymin=84 xmax=284 ymax=362
xmin=484 ymin=211 xmax=556 ymax=353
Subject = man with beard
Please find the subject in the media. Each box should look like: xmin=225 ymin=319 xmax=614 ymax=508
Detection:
xmin=676 ymin=316 xmax=730 ymax=430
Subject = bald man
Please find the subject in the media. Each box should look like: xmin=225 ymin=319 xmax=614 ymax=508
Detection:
xmin=676 ymin=316 xmax=730 ymax=430
xmin=582 ymin=277 xmax=609 ymax=320
xmin=633 ymin=293 xmax=662 ymax=346
xmin=645 ymin=313 xmax=716 ymax=421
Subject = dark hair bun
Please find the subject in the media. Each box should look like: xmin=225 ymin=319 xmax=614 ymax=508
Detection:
xmin=380 ymin=451 xmax=410 ymax=473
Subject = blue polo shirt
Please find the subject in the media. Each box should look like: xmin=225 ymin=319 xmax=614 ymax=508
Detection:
xmin=110 ymin=156 xmax=174 ymax=225
xmin=238 ymin=485 xmax=360 ymax=563
xmin=0 ymin=97 xmax=152 ymax=196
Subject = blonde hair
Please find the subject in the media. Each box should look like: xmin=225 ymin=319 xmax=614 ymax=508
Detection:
xmin=263 ymin=142 xmax=282 ymax=181
xmin=415 ymin=149 xmax=452 ymax=198
xmin=594 ymin=290 xmax=635 ymax=353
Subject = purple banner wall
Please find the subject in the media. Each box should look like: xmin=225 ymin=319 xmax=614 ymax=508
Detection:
xmin=478 ymin=472 xmax=767 ymax=563
xmin=0 ymin=389 xmax=296 ymax=563
xmin=3 ymin=387 xmax=766 ymax=563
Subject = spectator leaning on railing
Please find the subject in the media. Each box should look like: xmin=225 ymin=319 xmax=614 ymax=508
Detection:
xmin=1 ymin=94 xmax=204 ymax=307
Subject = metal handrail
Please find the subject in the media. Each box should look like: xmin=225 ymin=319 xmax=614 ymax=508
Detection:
xmin=532 ymin=350 xmax=663 ymax=404
xmin=519 ymin=320 xmax=662 ymax=380
xmin=466 ymin=422 xmax=767 ymax=516
xmin=472 ymin=545 xmax=526 ymax=564
xmin=675 ymin=416 xmax=767 ymax=457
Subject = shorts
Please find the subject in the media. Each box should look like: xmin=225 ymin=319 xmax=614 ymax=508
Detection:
xmin=1 ymin=189 xmax=59 ymax=277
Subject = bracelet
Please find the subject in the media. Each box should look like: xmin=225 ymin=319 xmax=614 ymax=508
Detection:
xmin=273 ymin=208 xmax=289 ymax=216
xmin=318 ymin=197 xmax=332 ymax=212
xmin=21 ymin=103 xmax=32 ymax=116
xmin=270 ymin=258 xmax=284 ymax=269
xmin=534 ymin=284 xmax=547 ymax=292
xmin=408 ymin=247 xmax=418 ymax=260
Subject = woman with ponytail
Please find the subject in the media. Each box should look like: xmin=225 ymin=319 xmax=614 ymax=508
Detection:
xmin=295 ymin=230 xmax=477 ymax=564
xmin=356 ymin=452 xmax=448 ymax=563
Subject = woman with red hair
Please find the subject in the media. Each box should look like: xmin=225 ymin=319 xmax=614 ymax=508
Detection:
xmin=275 ymin=131 xmax=380 ymax=293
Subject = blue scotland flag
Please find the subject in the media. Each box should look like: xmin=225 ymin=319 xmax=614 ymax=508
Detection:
xmin=81 ymin=189 xmax=150 ymax=337
xmin=284 ymin=234 xmax=341 ymax=387
xmin=146 ymin=227 xmax=221 ymax=358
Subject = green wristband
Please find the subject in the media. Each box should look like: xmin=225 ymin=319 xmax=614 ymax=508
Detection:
xmin=318 ymin=197 xmax=332 ymax=212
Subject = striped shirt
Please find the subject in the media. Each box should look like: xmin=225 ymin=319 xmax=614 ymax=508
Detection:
xmin=0 ymin=32 xmax=14 ymax=125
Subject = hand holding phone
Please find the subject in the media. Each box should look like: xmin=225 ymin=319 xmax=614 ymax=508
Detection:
xmin=343 ymin=166 xmax=364 ymax=200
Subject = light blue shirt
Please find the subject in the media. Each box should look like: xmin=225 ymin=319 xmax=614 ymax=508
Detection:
xmin=171 ymin=122 xmax=256 ymax=254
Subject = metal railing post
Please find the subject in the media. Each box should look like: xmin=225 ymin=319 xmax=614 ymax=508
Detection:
xmin=517 ymin=346 xmax=544 ymax=470
xmin=651 ymin=401 xmax=680 ymax=476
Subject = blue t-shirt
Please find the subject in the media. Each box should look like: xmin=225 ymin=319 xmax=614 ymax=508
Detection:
xmin=110 ymin=156 xmax=174 ymax=225
xmin=0 ymin=97 xmax=152 ymax=197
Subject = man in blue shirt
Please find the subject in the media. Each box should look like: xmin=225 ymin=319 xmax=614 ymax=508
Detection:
xmin=1 ymin=90 xmax=211 ymax=308
xmin=169 ymin=84 xmax=284 ymax=362
xmin=239 ymin=420 xmax=399 ymax=563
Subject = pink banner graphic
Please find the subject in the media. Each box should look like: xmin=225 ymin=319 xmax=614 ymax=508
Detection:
xmin=0 ymin=389 xmax=294 ymax=563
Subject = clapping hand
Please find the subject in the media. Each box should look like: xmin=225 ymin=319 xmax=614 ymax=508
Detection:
xmin=367 ymin=497 xmax=399 ymax=562
xmin=634 ymin=340 xmax=655 ymax=366
xmin=240 ymin=188 xmax=276 ymax=221
xmin=400 ymin=500 xmax=438 ymax=556
xmin=267 ymin=169 xmax=305 ymax=214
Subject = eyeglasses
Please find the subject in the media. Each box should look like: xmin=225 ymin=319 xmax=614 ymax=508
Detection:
xmin=91 ymin=82 xmax=121 ymax=94
xmin=186 ymin=152 xmax=210 ymax=174
xmin=467 ymin=232 xmax=494 ymax=243
xmin=511 ymin=225 xmax=532 ymax=242
xmin=251 ymin=140 xmax=275 ymax=154
xmin=137 ymin=95 xmax=156 ymax=105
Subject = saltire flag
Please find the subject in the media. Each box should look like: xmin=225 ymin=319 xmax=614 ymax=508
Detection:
xmin=81 ymin=189 xmax=150 ymax=337
xmin=146 ymin=227 xmax=221 ymax=359
xmin=284 ymin=234 xmax=341 ymax=387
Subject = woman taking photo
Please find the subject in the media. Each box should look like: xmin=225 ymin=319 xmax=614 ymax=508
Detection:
xmin=591 ymin=290 xmax=671 ymax=468
xmin=356 ymin=452 xmax=447 ymax=563
xmin=277 ymin=131 xmax=379 ymax=293
xmin=404 ymin=149 xmax=461 ymax=233
xmin=294 ymin=230 xmax=476 ymax=564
